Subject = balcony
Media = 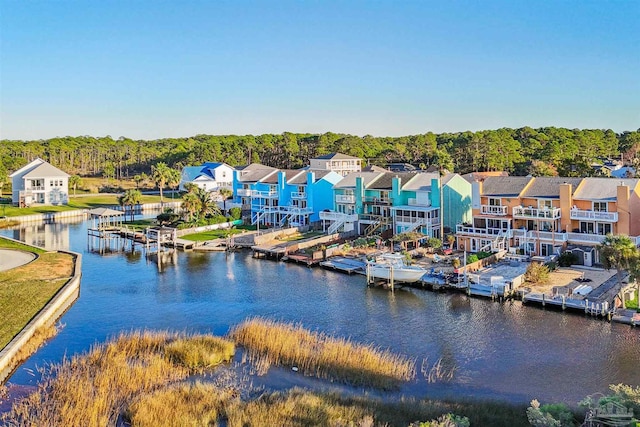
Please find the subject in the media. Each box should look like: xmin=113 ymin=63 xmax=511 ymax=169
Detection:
xmin=237 ymin=189 xmax=252 ymax=197
xmin=363 ymin=196 xmax=390 ymax=205
xmin=319 ymin=211 xmax=358 ymax=222
xmin=456 ymin=225 xmax=509 ymax=237
xmin=570 ymin=209 xmax=618 ymax=222
xmin=336 ymin=194 xmax=355 ymax=203
xmin=513 ymin=206 xmax=561 ymax=219
xmin=408 ymin=198 xmax=430 ymax=207
xmin=512 ymin=229 xmax=568 ymax=242
xmin=480 ymin=205 xmax=508 ymax=216
xmin=27 ymin=186 xmax=45 ymax=191
xmin=253 ymin=190 xmax=278 ymax=198
xmin=291 ymin=192 xmax=306 ymax=199
xmin=567 ymin=232 xmax=607 ymax=244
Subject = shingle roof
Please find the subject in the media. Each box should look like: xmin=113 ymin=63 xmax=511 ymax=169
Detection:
xmin=182 ymin=166 xmax=206 ymax=182
xmin=22 ymin=162 xmax=70 ymax=178
xmin=573 ymin=178 xmax=640 ymax=201
xmin=481 ymin=176 xmax=533 ymax=197
xmin=441 ymin=173 xmax=458 ymax=186
xmin=362 ymin=165 xmax=388 ymax=173
xmin=312 ymin=152 xmax=360 ymax=160
xmin=369 ymin=172 xmax=415 ymax=190
xmin=261 ymin=169 xmax=303 ymax=184
xmin=334 ymin=172 xmax=384 ymax=189
xmin=521 ymin=177 xmax=583 ymax=198
xmin=401 ymin=172 xmax=440 ymax=191
xmin=462 ymin=171 xmax=509 ymax=183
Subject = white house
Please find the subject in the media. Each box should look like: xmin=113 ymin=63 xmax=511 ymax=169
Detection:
xmin=309 ymin=153 xmax=362 ymax=177
xmin=10 ymin=158 xmax=70 ymax=206
xmin=179 ymin=162 xmax=234 ymax=192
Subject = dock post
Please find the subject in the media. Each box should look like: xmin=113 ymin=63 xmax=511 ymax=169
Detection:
xmin=562 ymin=295 xmax=566 ymax=310
xmin=390 ymin=265 xmax=394 ymax=292
xmin=366 ymin=263 xmax=370 ymax=286
xmin=542 ymin=293 xmax=545 ymax=307
xmin=585 ymin=299 xmax=589 ymax=315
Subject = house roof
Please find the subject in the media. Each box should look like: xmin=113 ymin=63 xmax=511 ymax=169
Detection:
xmin=573 ymin=178 xmax=640 ymax=201
xmin=481 ymin=176 xmax=533 ymax=197
xmin=261 ymin=169 xmax=303 ymax=184
xmin=401 ymin=172 xmax=440 ymax=191
xmin=287 ymin=169 xmax=336 ymax=184
xmin=334 ymin=172 xmax=384 ymax=189
xmin=611 ymin=167 xmax=636 ymax=178
xmin=462 ymin=171 xmax=508 ymax=183
xmin=182 ymin=166 xmax=206 ymax=181
xmin=237 ymin=163 xmax=278 ymax=182
xmin=312 ymin=152 xmax=360 ymax=160
xmin=368 ymin=172 xmax=414 ymax=190
xmin=10 ymin=158 xmax=69 ymax=179
xmin=521 ymin=177 xmax=583 ymax=199
xmin=362 ymin=165 xmax=388 ymax=173
xmin=88 ymin=207 xmax=123 ymax=217
xmin=441 ymin=173 xmax=459 ymax=186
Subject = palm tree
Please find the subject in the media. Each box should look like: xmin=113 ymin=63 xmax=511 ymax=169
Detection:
xmin=218 ymin=187 xmax=233 ymax=215
xmin=598 ymin=234 xmax=640 ymax=309
xmin=151 ymin=162 xmax=172 ymax=203
xmin=118 ymin=189 xmax=142 ymax=221
xmin=194 ymin=186 xmax=220 ymax=219
xmin=180 ymin=191 xmax=200 ymax=223
xmin=69 ymin=175 xmax=82 ymax=197
xmin=167 ymin=168 xmax=181 ymax=200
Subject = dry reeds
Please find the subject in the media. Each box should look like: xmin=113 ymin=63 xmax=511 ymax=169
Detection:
xmin=1 ymin=331 xmax=235 ymax=427
xmin=421 ymin=357 xmax=457 ymax=383
xmin=125 ymin=381 xmax=234 ymax=427
xmin=165 ymin=335 xmax=235 ymax=371
xmin=7 ymin=323 xmax=59 ymax=372
xmin=230 ymin=318 xmax=415 ymax=389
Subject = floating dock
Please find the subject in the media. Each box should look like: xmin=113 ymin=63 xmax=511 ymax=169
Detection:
xmin=319 ymin=257 xmax=365 ymax=274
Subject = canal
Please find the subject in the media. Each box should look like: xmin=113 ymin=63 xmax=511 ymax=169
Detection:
xmin=2 ymin=218 xmax=639 ymax=405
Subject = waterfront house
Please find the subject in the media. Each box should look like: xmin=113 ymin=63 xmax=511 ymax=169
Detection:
xmin=232 ymin=163 xmax=341 ymax=228
xmin=309 ymin=153 xmax=362 ymax=176
xmin=456 ymin=175 xmax=640 ymax=265
xmin=388 ymin=172 xmax=441 ymax=238
xmin=178 ymin=162 xmax=234 ymax=192
xmin=10 ymin=158 xmax=69 ymax=206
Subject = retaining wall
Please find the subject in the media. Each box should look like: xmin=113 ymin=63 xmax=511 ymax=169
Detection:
xmin=0 ymin=238 xmax=82 ymax=384
xmin=176 ymin=220 xmax=243 ymax=237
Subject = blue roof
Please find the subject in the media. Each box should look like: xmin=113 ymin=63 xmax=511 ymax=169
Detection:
xmin=182 ymin=166 xmax=206 ymax=181
xmin=203 ymin=162 xmax=223 ymax=169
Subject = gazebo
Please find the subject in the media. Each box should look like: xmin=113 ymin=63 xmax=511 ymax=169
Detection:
xmin=88 ymin=207 xmax=124 ymax=230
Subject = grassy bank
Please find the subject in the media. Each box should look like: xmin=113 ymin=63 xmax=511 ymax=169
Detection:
xmin=231 ymin=318 xmax=415 ymax=390
xmin=0 ymin=194 xmax=176 ymax=218
xmin=0 ymin=240 xmax=73 ymax=349
xmin=1 ymin=328 xmax=531 ymax=427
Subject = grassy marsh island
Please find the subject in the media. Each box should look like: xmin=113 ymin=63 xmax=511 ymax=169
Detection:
xmin=0 ymin=320 xmax=534 ymax=426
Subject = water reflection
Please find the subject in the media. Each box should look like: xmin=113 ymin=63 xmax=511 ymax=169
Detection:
xmin=1 ymin=219 xmax=640 ymax=405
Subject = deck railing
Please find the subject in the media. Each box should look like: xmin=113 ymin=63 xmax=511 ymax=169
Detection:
xmin=570 ymin=209 xmax=618 ymax=222
xmin=480 ymin=205 xmax=508 ymax=215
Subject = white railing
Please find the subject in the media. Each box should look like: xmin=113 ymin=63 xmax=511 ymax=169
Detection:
xmin=407 ymin=198 xmax=430 ymax=207
xmin=27 ymin=186 xmax=45 ymax=191
xmin=513 ymin=229 xmax=568 ymax=242
xmin=252 ymin=190 xmax=278 ymax=198
xmin=480 ymin=205 xmax=508 ymax=215
xmin=291 ymin=192 xmax=306 ymax=199
xmin=570 ymin=209 xmax=618 ymax=222
xmin=336 ymin=194 xmax=355 ymax=203
xmin=237 ymin=189 xmax=252 ymax=196
xmin=319 ymin=211 xmax=358 ymax=222
xmin=456 ymin=225 xmax=508 ymax=236
xmin=395 ymin=216 xmax=432 ymax=225
xmin=567 ymin=232 xmax=607 ymax=244
xmin=512 ymin=206 xmax=561 ymax=219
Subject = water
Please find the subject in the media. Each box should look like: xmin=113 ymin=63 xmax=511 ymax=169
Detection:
xmin=2 ymin=218 xmax=640 ymax=404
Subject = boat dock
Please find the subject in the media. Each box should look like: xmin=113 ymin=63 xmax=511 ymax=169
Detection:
xmin=319 ymin=257 xmax=365 ymax=274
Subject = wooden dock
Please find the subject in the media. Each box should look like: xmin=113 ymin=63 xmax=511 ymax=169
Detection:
xmin=319 ymin=257 xmax=365 ymax=274
xmin=522 ymin=293 xmax=612 ymax=317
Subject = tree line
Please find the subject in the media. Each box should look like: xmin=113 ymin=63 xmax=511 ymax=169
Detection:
xmin=1 ymin=127 xmax=639 ymax=182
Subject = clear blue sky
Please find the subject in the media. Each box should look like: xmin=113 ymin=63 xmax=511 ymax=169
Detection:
xmin=1 ymin=0 xmax=638 ymax=140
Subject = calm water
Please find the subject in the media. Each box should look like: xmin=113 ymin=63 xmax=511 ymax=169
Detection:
xmin=2 ymin=218 xmax=640 ymax=404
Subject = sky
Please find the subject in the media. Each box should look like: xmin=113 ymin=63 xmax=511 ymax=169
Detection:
xmin=0 ymin=0 xmax=638 ymax=140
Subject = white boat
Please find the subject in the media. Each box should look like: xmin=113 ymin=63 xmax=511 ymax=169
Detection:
xmin=366 ymin=253 xmax=427 ymax=283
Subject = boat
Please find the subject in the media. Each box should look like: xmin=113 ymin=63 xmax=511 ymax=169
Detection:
xmin=366 ymin=253 xmax=427 ymax=283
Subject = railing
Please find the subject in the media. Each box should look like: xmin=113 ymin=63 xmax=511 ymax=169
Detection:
xmin=567 ymin=232 xmax=607 ymax=244
xmin=252 ymin=190 xmax=278 ymax=198
xmin=480 ymin=205 xmax=508 ymax=216
xmin=395 ymin=216 xmax=432 ymax=225
xmin=456 ymin=225 xmax=508 ymax=236
xmin=407 ymin=198 xmax=430 ymax=207
xmin=237 ymin=189 xmax=252 ymax=197
xmin=512 ymin=206 xmax=561 ymax=219
xmin=570 ymin=209 xmax=618 ymax=222
xmin=290 ymin=192 xmax=306 ymax=199
xmin=335 ymin=194 xmax=355 ymax=203
xmin=363 ymin=196 xmax=390 ymax=205
xmin=319 ymin=211 xmax=358 ymax=222
xmin=27 ymin=186 xmax=45 ymax=191
xmin=512 ymin=229 xmax=568 ymax=242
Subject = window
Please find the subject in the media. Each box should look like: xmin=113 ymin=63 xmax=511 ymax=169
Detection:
xmin=538 ymin=200 xmax=553 ymax=209
xmin=50 ymin=180 xmax=54 ymax=186
xmin=580 ymin=222 xmax=595 ymax=233
xmin=597 ymin=223 xmax=612 ymax=235
xmin=488 ymin=197 xmax=501 ymax=206
xmin=593 ymin=202 xmax=608 ymax=212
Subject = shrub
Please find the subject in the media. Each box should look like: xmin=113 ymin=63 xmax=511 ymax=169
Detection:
xmin=466 ymin=254 xmax=479 ymax=264
xmin=427 ymin=238 xmax=442 ymax=249
xmin=165 ymin=335 xmax=235 ymax=370
xmin=525 ymin=263 xmax=550 ymax=286
xmin=526 ymin=399 xmax=574 ymax=427
xmin=476 ymin=251 xmax=492 ymax=260
xmin=229 ymin=207 xmax=242 ymax=220
xmin=157 ymin=212 xmax=179 ymax=225
xmin=558 ymin=252 xmax=578 ymax=267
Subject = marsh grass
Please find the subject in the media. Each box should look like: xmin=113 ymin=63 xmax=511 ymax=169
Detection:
xmin=165 ymin=335 xmax=236 ymax=370
xmin=7 ymin=324 xmax=59 ymax=374
xmin=231 ymin=318 xmax=415 ymax=390
xmin=1 ymin=331 xmax=235 ymax=427
xmin=125 ymin=381 xmax=233 ymax=427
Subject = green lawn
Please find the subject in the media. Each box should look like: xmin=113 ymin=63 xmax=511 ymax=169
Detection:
xmin=0 ymin=238 xmax=46 ymax=254
xmin=180 ymin=228 xmax=245 ymax=242
xmin=0 ymin=237 xmax=74 ymax=349
xmin=1 ymin=194 xmax=179 ymax=217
